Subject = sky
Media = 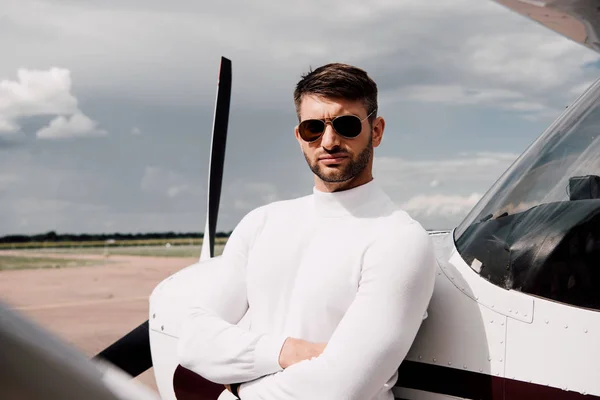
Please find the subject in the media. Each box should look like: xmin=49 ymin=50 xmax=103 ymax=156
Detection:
xmin=1 ymin=0 xmax=600 ymax=236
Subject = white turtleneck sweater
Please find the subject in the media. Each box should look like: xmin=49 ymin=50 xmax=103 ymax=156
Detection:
xmin=177 ymin=180 xmax=437 ymax=400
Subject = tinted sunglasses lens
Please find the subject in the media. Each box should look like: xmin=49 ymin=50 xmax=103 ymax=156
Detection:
xmin=299 ymin=119 xmax=325 ymax=141
xmin=333 ymin=115 xmax=362 ymax=138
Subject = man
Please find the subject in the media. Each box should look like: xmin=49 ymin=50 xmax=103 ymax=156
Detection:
xmin=177 ymin=63 xmax=437 ymax=399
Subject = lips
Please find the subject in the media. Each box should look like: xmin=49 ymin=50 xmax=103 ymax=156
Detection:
xmin=319 ymin=154 xmax=348 ymax=164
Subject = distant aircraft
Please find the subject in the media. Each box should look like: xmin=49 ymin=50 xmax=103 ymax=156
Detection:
xmin=2 ymin=1 xmax=600 ymax=399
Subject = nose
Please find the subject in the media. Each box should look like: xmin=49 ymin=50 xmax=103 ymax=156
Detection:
xmin=320 ymin=122 xmax=341 ymax=149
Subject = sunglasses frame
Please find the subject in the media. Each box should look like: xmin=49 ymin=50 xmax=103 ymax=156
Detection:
xmin=298 ymin=110 xmax=376 ymax=143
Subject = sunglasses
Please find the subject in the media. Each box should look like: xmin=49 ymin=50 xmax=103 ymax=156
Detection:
xmin=298 ymin=110 xmax=375 ymax=142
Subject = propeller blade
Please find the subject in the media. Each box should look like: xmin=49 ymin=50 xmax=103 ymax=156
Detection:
xmin=200 ymin=56 xmax=232 ymax=262
xmin=93 ymin=321 xmax=152 ymax=378
xmin=93 ymin=57 xmax=233 ymax=379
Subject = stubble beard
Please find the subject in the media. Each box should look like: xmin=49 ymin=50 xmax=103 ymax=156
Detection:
xmin=304 ymin=134 xmax=373 ymax=183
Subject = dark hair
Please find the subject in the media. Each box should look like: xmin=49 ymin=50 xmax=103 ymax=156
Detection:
xmin=293 ymin=63 xmax=378 ymax=123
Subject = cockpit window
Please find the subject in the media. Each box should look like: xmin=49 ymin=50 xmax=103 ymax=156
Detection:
xmin=455 ymin=80 xmax=600 ymax=311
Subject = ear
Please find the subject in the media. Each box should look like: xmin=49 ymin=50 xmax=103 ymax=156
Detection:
xmin=294 ymin=125 xmax=302 ymax=147
xmin=372 ymin=116 xmax=385 ymax=147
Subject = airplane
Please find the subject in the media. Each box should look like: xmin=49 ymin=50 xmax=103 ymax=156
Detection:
xmin=2 ymin=0 xmax=600 ymax=399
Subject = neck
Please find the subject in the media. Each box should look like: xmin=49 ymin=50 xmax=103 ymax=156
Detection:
xmin=311 ymin=178 xmax=390 ymax=218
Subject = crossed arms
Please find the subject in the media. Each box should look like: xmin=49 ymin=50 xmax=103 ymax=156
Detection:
xmin=177 ymin=209 xmax=437 ymax=400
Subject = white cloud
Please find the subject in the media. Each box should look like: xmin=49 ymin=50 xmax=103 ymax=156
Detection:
xmin=131 ymin=127 xmax=142 ymax=135
xmin=227 ymin=181 xmax=281 ymax=211
xmin=2 ymin=0 xmax=600 ymax=235
xmin=36 ymin=112 xmax=107 ymax=139
xmin=2 ymin=0 xmax=597 ymax=117
xmin=167 ymin=184 xmax=193 ymax=198
xmin=140 ymin=166 xmax=203 ymax=198
xmin=0 ymin=118 xmax=19 ymax=133
xmin=373 ymin=152 xmax=519 ymax=229
xmin=465 ymin=32 xmax=598 ymax=90
xmin=0 ymin=67 xmax=106 ymax=138
xmin=374 ymin=152 xmax=519 ymax=188
xmin=401 ymin=193 xmax=482 ymax=218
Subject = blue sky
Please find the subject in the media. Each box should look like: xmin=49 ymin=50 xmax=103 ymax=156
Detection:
xmin=1 ymin=0 xmax=599 ymax=235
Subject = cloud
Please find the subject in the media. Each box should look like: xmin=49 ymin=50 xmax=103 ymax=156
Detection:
xmin=373 ymin=152 xmax=519 ymax=229
xmin=131 ymin=126 xmax=142 ymax=135
xmin=0 ymin=118 xmax=19 ymax=133
xmin=36 ymin=112 xmax=107 ymax=139
xmin=374 ymin=151 xmax=519 ymax=187
xmin=3 ymin=0 xmax=597 ymax=118
xmin=0 ymin=67 xmax=106 ymax=138
xmin=228 ymin=181 xmax=281 ymax=211
xmin=140 ymin=165 xmax=203 ymax=198
xmin=0 ymin=174 xmax=18 ymax=191
xmin=2 ymin=0 xmax=600 ymax=236
xmin=401 ymin=193 xmax=482 ymax=218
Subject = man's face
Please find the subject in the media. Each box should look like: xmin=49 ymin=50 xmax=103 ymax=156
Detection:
xmin=295 ymin=95 xmax=384 ymax=189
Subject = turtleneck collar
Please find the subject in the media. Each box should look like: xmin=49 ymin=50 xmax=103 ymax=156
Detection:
xmin=311 ymin=179 xmax=390 ymax=218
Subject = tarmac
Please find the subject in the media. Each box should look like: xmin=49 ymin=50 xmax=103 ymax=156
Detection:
xmin=0 ymin=250 xmax=198 ymax=395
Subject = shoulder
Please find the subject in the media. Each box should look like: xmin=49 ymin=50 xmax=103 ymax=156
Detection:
xmin=233 ymin=194 xmax=311 ymax=230
xmin=365 ymin=206 xmax=435 ymax=269
xmin=374 ymin=202 xmax=431 ymax=244
xmin=224 ymin=195 xmax=310 ymax=253
xmin=244 ymin=194 xmax=311 ymax=221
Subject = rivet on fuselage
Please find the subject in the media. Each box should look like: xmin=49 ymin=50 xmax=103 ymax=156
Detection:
xmin=463 ymin=365 xmax=467 ymax=369
xmin=545 ymin=320 xmax=549 ymax=324
xmin=565 ymin=325 xmax=568 ymax=329
xmin=584 ymin=329 xmax=588 ymax=333
xmin=161 ymin=325 xmax=164 ymax=331
xmin=152 ymin=313 xmax=156 ymax=319
xmin=490 ymin=320 xmax=494 ymax=324
xmin=448 ymin=362 xmax=452 ymax=366
xmin=433 ymin=358 xmax=437 ymax=363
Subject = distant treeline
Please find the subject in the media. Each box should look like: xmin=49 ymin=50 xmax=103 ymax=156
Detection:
xmin=0 ymin=231 xmax=232 ymax=244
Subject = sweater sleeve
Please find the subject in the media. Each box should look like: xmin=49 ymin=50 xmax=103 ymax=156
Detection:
xmin=237 ymin=223 xmax=437 ymax=400
xmin=177 ymin=206 xmax=288 ymax=384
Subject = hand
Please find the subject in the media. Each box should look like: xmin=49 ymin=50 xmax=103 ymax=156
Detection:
xmin=278 ymin=337 xmax=327 ymax=369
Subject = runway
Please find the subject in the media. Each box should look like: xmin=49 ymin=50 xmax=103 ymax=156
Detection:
xmin=0 ymin=250 xmax=199 ymax=394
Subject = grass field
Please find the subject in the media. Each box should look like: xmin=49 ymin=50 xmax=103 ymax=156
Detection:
xmin=0 ymin=255 xmax=107 ymax=271
xmin=0 ymin=237 xmax=228 ymax=250
xmin=32 ymin=244 xmax=225 ymax=258
xmin=0 ymin=243 xmax=226 ymax=271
